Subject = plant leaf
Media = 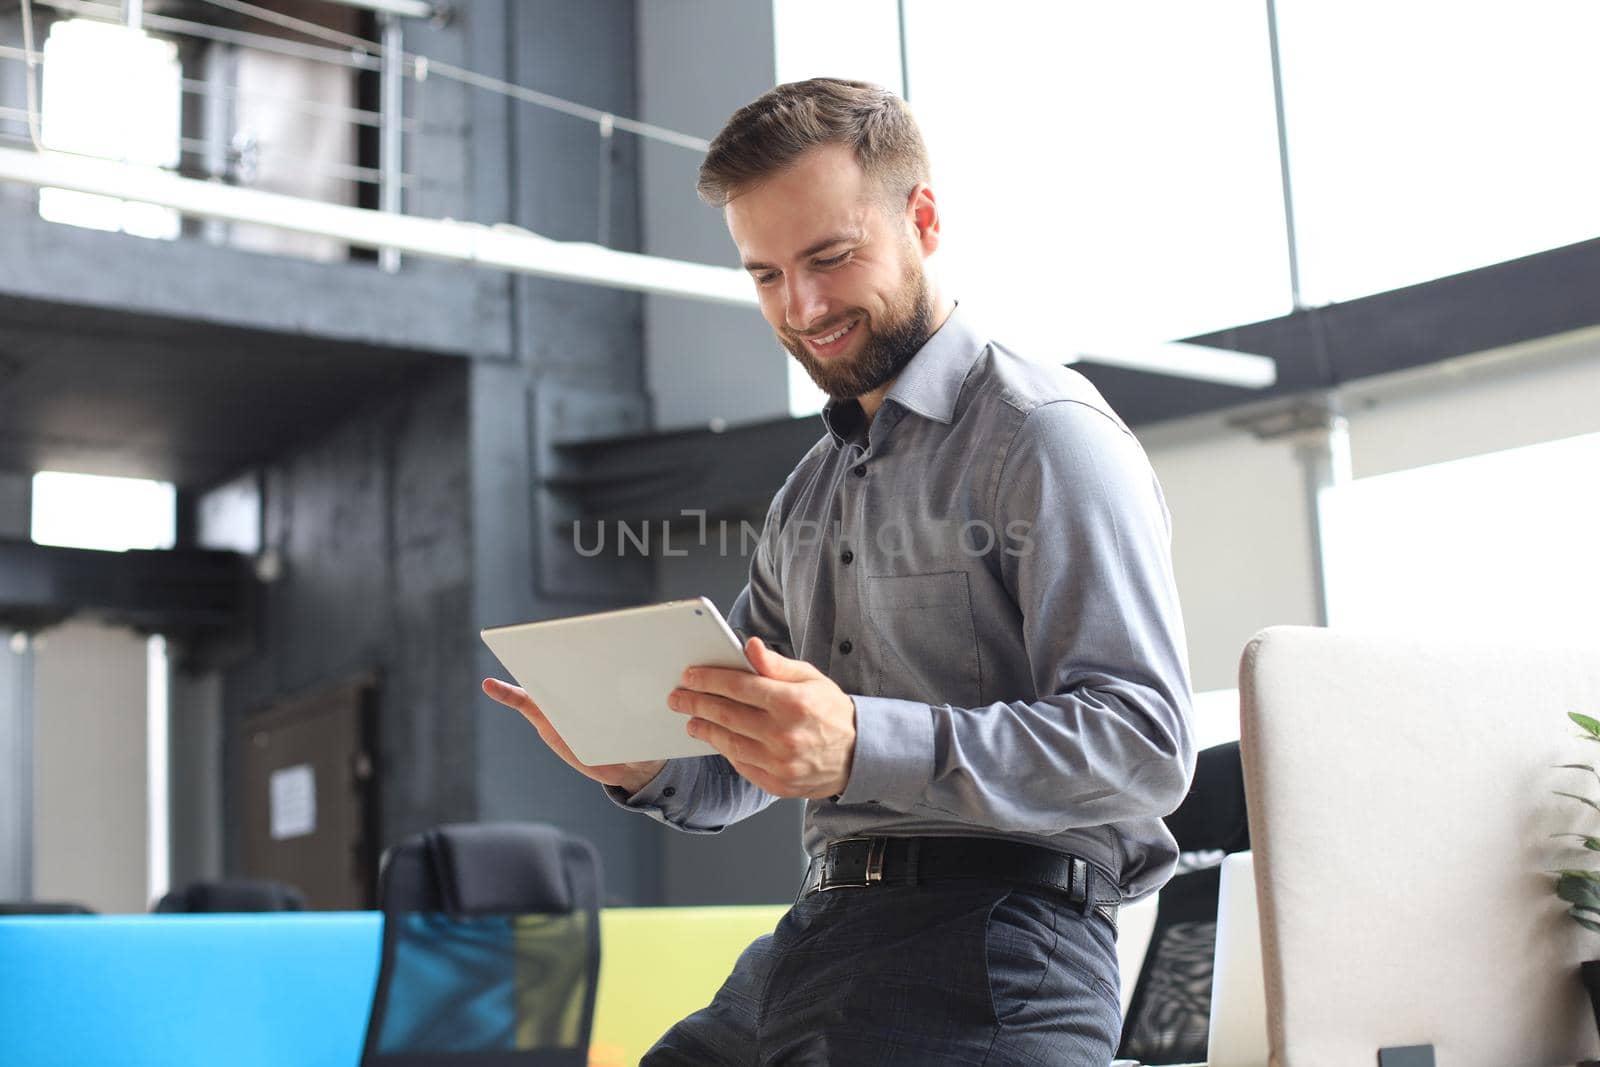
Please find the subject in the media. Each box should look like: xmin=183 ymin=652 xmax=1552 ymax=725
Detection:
xmin=1551 ymin=834 xmax=1600 ymax=851
xmin=1554 ymin=764 xmax=1600 ymax=790
xmin=1555 ymin=791 xmax=1600 ymax=814
xmin=1572 ymin=907 xmax=1600 ymax=935
xmin=1571 ymin=712 xmax=1600 ymax=738
xmin=1558 ymin=873 xmax=1600 ymax=909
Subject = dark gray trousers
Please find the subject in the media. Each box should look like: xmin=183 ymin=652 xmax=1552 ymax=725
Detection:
xmin=641 ymin=881 xmax=1122 ymax=1066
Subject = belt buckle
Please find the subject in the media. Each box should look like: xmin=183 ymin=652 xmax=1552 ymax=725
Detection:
xmin=820 ymin=837 xmax=887 ymax=891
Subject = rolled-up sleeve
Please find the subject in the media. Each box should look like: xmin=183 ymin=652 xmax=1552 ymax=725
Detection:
xmin=837 ymin=399 xmax=1195 ymax=833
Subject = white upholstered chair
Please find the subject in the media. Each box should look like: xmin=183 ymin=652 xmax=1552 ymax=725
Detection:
xmin=1238 ymin=625 xmax=1600 ymax=1066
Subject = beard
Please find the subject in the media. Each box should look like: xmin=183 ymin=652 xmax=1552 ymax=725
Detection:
xmin=778 ymin=257 xmax=934 ymax=401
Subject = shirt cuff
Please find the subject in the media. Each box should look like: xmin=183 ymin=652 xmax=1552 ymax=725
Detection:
xmin=603 ymin=760 xmax=701 ymax=827
xmin=837 ymin=696 xmax=935 ymax=811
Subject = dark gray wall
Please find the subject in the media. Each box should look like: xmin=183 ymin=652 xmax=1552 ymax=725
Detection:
xmin=637 ymin=0 xmax=791 ymax=433
xmin=215 ymin=365 xmax=476 ymax=867
xmin=466 ymin=0 xmax=664 ymax=906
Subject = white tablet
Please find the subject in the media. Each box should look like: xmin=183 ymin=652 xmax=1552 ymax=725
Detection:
xmin=480 ymin=596 xmax=754 ymax=766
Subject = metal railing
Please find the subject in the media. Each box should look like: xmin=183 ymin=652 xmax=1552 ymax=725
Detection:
xmin=0 ymin=0 xmax=712 ymax=272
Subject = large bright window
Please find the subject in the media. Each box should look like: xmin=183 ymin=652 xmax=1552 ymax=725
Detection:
xmin=1321 ymin=432 xmax=1600 ymax=642
xmin=770 ymin=2 xmax=1600 ymax=377
xmin=892 ymin=4 xmax=1294 ymax=356
xmin=38 ymin=19 xmax=182 ymax=239
xmin=1275 ymin=0 xmax=1600 ymax=303
xmin=31 ymin=471 xmax=176 ymax=553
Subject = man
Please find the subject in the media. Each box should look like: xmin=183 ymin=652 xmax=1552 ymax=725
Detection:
xmin=484 ymin=78 xmax=1194 ymax=1064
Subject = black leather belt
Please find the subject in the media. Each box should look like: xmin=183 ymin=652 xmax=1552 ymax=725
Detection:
xmin=800 ymin=836 xmax=1120 ymax=930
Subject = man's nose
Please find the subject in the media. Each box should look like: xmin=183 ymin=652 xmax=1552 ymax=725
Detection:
xmin=783 ymin=276 xmax=829 ymax=333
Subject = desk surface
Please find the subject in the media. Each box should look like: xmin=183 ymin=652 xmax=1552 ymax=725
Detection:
xmin=1 ymin=906 xmax=786 ymax=1067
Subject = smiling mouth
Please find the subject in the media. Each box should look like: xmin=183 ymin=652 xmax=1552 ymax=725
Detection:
xmin=804 ymin=319 xmax=858 ymax=355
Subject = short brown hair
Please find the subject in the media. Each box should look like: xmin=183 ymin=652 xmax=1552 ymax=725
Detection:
xmin=696 ymin=78 xmax=930 ymax=208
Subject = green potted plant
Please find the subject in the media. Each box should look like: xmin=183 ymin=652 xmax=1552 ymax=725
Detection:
xmin=1552 ymin=711 xmax=1600 ymax=1043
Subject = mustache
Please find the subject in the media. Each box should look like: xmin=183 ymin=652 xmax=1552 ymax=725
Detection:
xmin=783 ymin=316 xmax=859 ymax=341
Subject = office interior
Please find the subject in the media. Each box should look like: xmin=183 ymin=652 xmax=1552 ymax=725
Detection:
xmin=1 ymin=2 xmax=1598 ymax=1065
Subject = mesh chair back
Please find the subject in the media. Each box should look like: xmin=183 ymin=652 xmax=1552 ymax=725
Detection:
xmin=1118 ymin=740 xmax=1249 ymax=1064
xmin=360 ymin=822 xmax=601 ymax=1067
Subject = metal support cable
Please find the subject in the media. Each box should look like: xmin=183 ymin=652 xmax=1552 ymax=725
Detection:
xmin=193 ymin=0 xmax=712 ymax=152
xmin=176 ymin=75 xmax=409 ymax=131
xmin=195 ymin=0 xmax=376 ymax=54
xmin=45 ymin=0 xmax=387 ymax=71
xmin=175 ymin=134 xmax=415 ymax=187
xmin=377 ymin=11 xmax=401 ymax=271
xmin=0 ymin=120 xmax=417 ymax=188
xmin=896 ymin=0 xmax=911 ymax=101
xmin=596 ymin=113 xmax=613 ymax=248
xmin=19 ymin=0 xmax=712 ymax=164
xmin=0 ymin=44 xmax=406 ymax=131
xmin=1265 ymin=0 xmax=1304 ymax=311
xmin=18 ymin=0 xmax=43 ymax=148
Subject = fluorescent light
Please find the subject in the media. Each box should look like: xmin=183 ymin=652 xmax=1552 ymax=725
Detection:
xmin=1066 ymin=340 xmax=1277 ymax=389
xmin=0 ymin=145 xmax=757 ymax=307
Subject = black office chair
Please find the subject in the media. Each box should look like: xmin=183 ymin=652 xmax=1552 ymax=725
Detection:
xmin=154 ymin=879 xmax=306 ymax=913
xmin=359 ymin=821 xmax=603 ymax=1067
xmin=1117 ymin=740 xmax=1250 ymax=1065
xmin=0 ymin=900 xmax=95 ymax=915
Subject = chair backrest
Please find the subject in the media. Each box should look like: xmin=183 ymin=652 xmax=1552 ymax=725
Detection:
xmin=154 ymin=879 xmax=306 ymax=913
xmin=1240 ymin=625 xmax=1600 ymax=1066
xmin=360 ymin=822 xmax=602 ymax=1067
xmin=1118 ymin=740 xmax=1250 ymax=1064
xmin=0 ymin=900 xmax=95 ymax=915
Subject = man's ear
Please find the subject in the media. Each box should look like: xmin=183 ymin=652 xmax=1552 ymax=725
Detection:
xmin=906 ymin=182 xmax=941 ymax=255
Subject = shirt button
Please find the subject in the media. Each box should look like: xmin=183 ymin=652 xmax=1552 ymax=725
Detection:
xmin=840 ymin=549 xmax=854 ymax=565
xmin=838 ymin=640 xmax=853 ymax=655
xmin=852 ymin=465 xmax=867 ymax=478
xmin=662 ymin=786 xmax=677 ymax=798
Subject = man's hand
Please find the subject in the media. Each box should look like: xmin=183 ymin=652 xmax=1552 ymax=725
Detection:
xmin=482 ymin=677 xmax=666 ymax=795
xmin=669 ymin=636 xmax=856 ymax=799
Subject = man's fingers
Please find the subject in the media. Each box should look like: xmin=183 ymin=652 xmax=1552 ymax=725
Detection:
xmin=483 ymin=677 xmax=543 ymax=722
xmin=727 ymin=758 xmax=791 ymax=798
xmin=687 ymin=715 xmax=776 ymax=771
xmin=483 ymin=678 xmax=581 ymax=762
xmin=680 ymin=663 xmax=791 ymax=713
xmin=746 ymin=636 xmax=817 ymax=683
xmin=673 ymin=688 xmax=765 ymax=737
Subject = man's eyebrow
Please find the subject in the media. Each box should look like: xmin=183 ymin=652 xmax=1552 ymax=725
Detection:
xmin=742 ymin=230 xmax=864 ymax=272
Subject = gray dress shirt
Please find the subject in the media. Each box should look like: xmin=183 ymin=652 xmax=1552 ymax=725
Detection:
xmin=612 ymin=303 xmax=1196 ymax=901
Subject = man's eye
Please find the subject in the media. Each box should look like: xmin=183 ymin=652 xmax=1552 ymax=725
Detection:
xmin=816 ymin=252 xmax=851 ymax=268
xmin=754 ymin=272 xmax=779 ymax=285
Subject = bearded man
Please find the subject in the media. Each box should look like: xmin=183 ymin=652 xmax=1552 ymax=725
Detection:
xmin=485 ymin=78 xmax=1195 ymax=1065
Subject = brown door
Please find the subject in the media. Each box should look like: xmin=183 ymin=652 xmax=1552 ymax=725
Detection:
xmin=238 ymin=676 xmax=378 ymax=909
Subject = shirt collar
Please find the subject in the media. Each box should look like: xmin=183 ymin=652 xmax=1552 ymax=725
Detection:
xmin=819 ymin=302 xmax=987 ymax=448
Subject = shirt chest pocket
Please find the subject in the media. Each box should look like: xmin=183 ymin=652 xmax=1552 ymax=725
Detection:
xmin=861 ymin=571 xmax=982 ymax=708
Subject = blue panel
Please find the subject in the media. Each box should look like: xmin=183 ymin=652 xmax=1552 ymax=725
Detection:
xmin=0 ymin=913 xmax=383 ymax=1067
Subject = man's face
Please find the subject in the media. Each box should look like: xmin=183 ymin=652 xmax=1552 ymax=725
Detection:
xmin=725 ymin=143 xmax=934 ymax=401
